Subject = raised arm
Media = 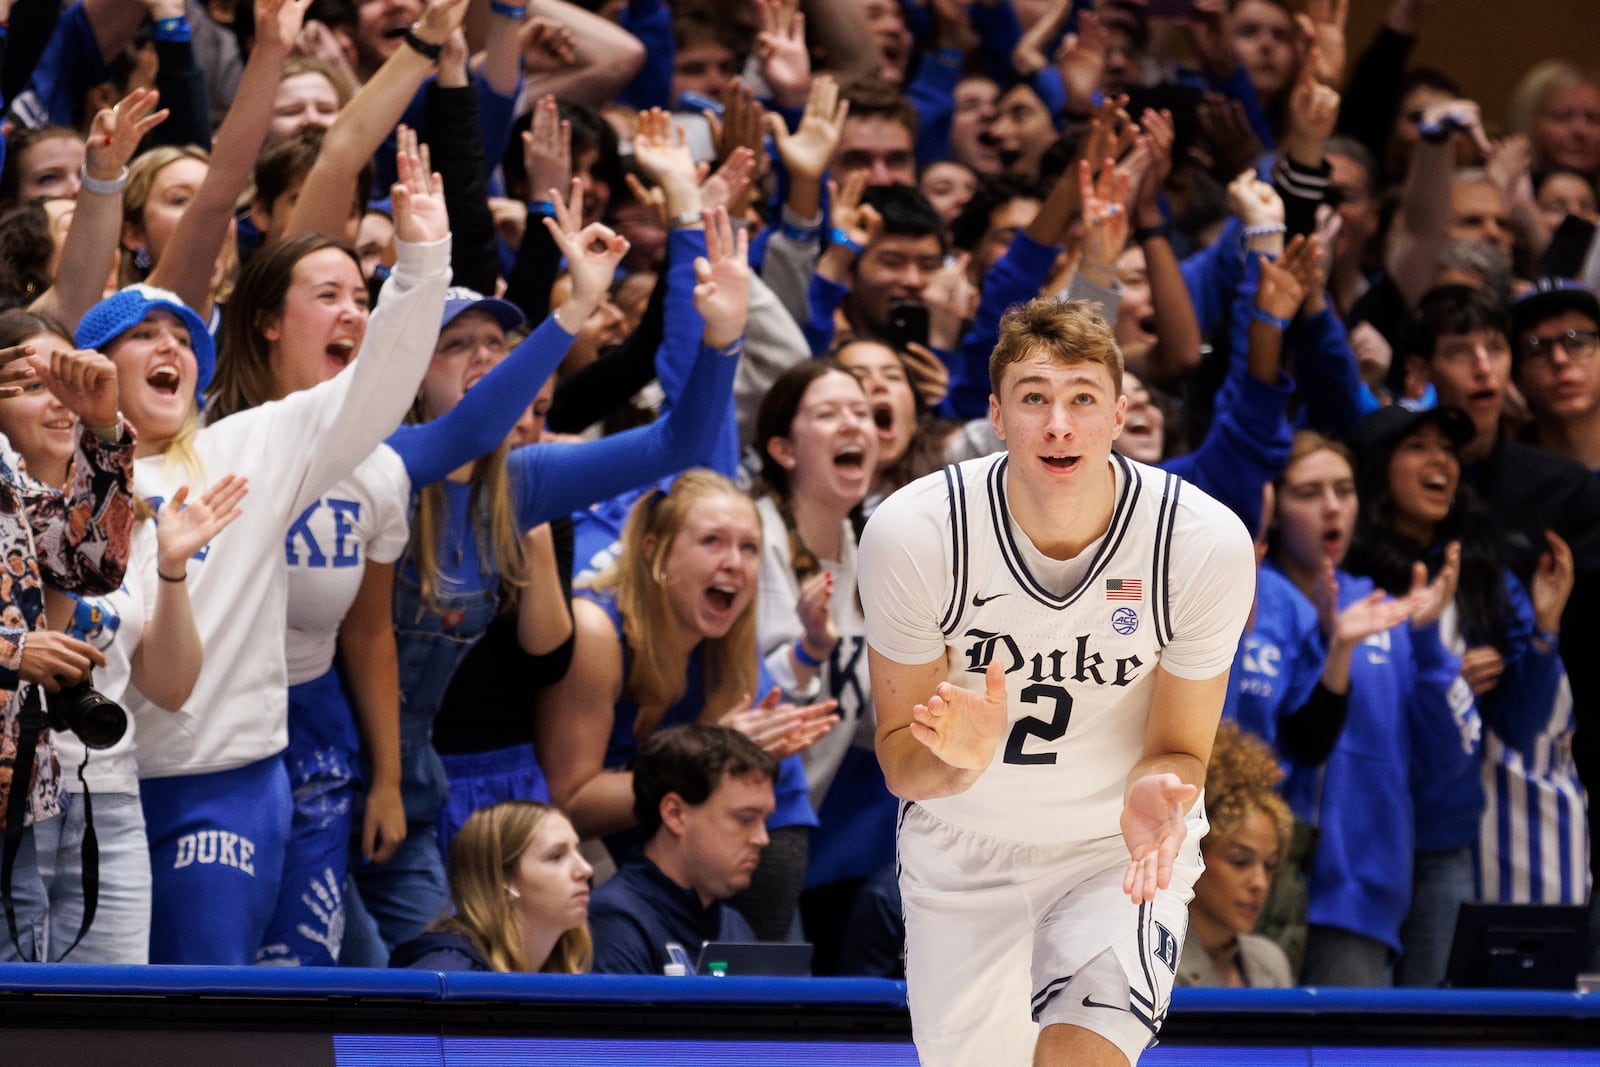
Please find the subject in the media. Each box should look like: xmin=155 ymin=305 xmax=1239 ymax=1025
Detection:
xmin=146 ymin=0 xmax=310 ymax=318
xmin=285 ymin=0 xmax=471 ymax=240
xmin=520 ymin=0 xmax=644 ymax=108
xmin=31 ymin=87 xmax=168 ymax=334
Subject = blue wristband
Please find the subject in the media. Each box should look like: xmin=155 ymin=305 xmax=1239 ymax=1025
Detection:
xmin=1250 ymin=307 xmax=1291 ymax=331
xmin=152 ymin=15 xmax=191 ymax=41
xmin=828 ymin=227 xmax=863 ymax=255
xmin=529 ymin=200 xmax=557 ymax=217
xmin=793 ymin=639 xmax=824 ymax=668
xmin=489 ymin=0 xmax=527 ymax=17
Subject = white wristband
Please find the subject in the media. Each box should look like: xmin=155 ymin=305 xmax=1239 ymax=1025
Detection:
xmin=79 ymin=164 xmax=129 ymax=196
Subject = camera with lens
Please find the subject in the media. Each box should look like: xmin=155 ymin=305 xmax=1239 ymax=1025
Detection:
xmin=47 ymin=674 xmax=127 ymax=750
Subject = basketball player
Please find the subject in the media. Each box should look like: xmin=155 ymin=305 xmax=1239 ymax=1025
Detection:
xmin=859 ymin=299 xmax=1255 ymax=1066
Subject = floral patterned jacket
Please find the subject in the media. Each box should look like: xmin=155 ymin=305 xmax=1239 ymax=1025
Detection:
xmin=0 ymin=426 xmax=135 ymax=828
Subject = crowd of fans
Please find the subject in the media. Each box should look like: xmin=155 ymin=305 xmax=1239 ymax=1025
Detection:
xmin=0 ymin=0 xmax=1597 ymax=988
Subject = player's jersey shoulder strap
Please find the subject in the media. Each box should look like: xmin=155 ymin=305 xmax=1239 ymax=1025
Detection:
xmin=1143 ymin=462 xmax=1182 ymax=648
xmin=937 ymin=459 xmax=981 ymax=635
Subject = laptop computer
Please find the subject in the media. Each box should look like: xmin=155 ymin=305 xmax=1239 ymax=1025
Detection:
xmin=694 ymin=941 xmax=814 ymax=977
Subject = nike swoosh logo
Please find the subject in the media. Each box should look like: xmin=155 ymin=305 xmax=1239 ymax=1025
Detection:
xmin=972 ymin=592 xmax=1010 ymax=607
xmin=1081 ymin=995 xmax=1127 ymax=1011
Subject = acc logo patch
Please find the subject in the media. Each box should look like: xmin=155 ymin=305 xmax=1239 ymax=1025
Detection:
xmin=1111 ymin=607 xmax=1139 ymax=635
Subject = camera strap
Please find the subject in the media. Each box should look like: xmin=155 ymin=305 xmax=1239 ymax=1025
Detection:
xmin=2 ymin=685 xmax=101 ymax=961
xmin=3 ymin=685 xmax=47 ymax=960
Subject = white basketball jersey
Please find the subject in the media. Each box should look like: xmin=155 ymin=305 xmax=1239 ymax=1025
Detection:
xmin=861 ymin=452 xmax=1253 ymax=846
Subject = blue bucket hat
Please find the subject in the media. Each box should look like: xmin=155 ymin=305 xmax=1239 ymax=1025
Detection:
xmin=75 ymin=284 xmax=216 ymax=406
xmin=440 ymin=286 xmax=524 ymax=332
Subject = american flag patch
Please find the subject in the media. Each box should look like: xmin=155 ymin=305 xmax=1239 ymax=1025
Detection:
xmin=1105 ymin=578 xmax=1143 ymax=601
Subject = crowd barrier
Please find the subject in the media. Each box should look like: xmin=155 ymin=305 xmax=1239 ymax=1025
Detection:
xmin=2 ymin=964 xmax=1599 ymax=1064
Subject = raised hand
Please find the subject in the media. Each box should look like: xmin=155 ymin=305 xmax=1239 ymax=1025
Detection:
xmin=543 ymin=219 xmax=630 ymax=320
xmin=632 ymin=107 xmax=699 ymax=193
xmin=830 ymin=171 xmax=882 ymax=249
xmin=794 ymin=571 xmax=838 ymax=664
xmin=1296 ymin=0 xmax=1348 ymax=87
xmin=700 ymin=146 xmax=756 ymax=219
xmin=766 ymin=74 xmax=849 ymax=182
xmin=1330 ymin=587 xmax=1413 ymax=647
xmin=756 ymin=0 xmax=810 ymax=110
xmin=693 ymin=207 xmax=751 ymax=348
xmin=86 ymin=88 xmax=169 ymax=179
xmin=1197 ymin=92 xmax=1266 ymax=180
xmin=1079 ymin=157 xmax=1132 ymax=275
xmin=155 ymin=475 xmax=249 ymax=578
xmin=720 ymin=687 xmax=840 ymax=759
xmin=909 ymin=657 xmax=1009 ymax=770
xmin=1228 ymin=169 xmax=1285 ymax=229
xmin=413 ymin=0 xmax=473 ymax=50
xmin=391 ymin=125 xmax=449 ymax=244
xmin=1133 ymin=107 xmax=1175 ymax=211
xmin=1254 ymin=233 xmax=1319 ymax=321
xmin=1054 ymin=9 xmax=1109 ymax=113
xmin=255 ymin=0 xmax=314 ymax=53
xmin=1532 ymin=529 xmax=1574 ymax=634
xmin=523 ymin=95 xmax=572 ymax=210
xmin=1405 ymin=540 xmax=1460 ymax=628
xmin=708 ymin=78 xmax=767 ymax=170
xmin=1121 ymin=771 xmax=1197 ymax=903
xmin=26 ymin=347 xmax=120 ymax=429
xmin=0 ymin=345 xmax=41 ymax=399
xmin=1285 ymin=51 xmax=1340 ymax=164
xmin=1417 ymin=99 xmax=1494 ymax=160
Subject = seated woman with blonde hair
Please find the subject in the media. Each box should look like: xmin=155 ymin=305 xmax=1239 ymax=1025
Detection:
xmin=391 ymin=801 xmax=593 ymax=973
xmin=1177 ymin=721 xmax=1296 ymax=988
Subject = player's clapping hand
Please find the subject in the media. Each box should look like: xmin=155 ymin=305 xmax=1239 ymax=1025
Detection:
xmin=1120 ymin=771 xmax=1197 ymax=903
xmin=908 ymin=657 xmax=1008 ymax=770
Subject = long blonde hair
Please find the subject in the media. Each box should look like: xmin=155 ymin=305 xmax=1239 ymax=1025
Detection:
xmin=585 ymin=469 xmax=758 ymax=726
xmin=406 ymin=430 xmax=528 ymax=614
xmin=440 ymin=801 xmax=592 ymax=974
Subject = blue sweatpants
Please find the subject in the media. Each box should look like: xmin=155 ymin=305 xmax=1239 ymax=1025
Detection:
xmin=436 ymin=743 xmax=550 ymax=859
xmin=259 ymin=670 xmax=361 ymax=966
xmin=141 ymin=756 xmax=292 ymax=964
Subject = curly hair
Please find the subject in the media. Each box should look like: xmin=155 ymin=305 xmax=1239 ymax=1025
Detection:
xmin=1205 ymin=721 xmax=1292 ymax=850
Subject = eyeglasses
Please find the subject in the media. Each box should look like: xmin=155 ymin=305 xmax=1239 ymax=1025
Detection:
xmin=1523 ymin=328 xmax=1600 ymax=364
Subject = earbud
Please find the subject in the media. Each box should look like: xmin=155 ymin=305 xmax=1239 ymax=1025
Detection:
xmin=505 ymin=884 xmax=521 ymax=900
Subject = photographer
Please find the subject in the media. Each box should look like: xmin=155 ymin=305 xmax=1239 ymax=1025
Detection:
xmin=0 ymin=330 xmax=137 ymax=963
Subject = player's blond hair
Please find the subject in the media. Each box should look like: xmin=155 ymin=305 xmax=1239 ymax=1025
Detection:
xmin=989 ymin=298 xmax=1123 ymax=397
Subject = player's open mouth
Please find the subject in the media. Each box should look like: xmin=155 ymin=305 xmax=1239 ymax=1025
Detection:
xmin=1042 ymin=455 xmax=1080 ymax=472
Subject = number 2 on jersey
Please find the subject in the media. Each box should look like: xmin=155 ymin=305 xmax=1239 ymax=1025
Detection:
xmin=1002 ymin=683 xmax=1073 ymax=765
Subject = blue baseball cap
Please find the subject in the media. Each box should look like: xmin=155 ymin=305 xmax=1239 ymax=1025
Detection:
xmin=440 ymin=286 xmax=524 ymax=332
xmin=75 ymin=284 xmax=216 ymax=405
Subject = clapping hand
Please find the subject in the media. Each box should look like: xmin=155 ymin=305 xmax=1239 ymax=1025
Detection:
xmin=908 ymin=657 xmax=1008 ymax=771
xmin=1531 ymin=530 xmax=1574 ymax=634
xmin=1404 ymin=541 xmax=1461 ymax=628
xmin=154 ymin=475 xmax=249 ymax=579
xmin=1121 ymin=772 xmax=1196 ymax=903
xmin=720 ymin=687 xmax=840 ymax=759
